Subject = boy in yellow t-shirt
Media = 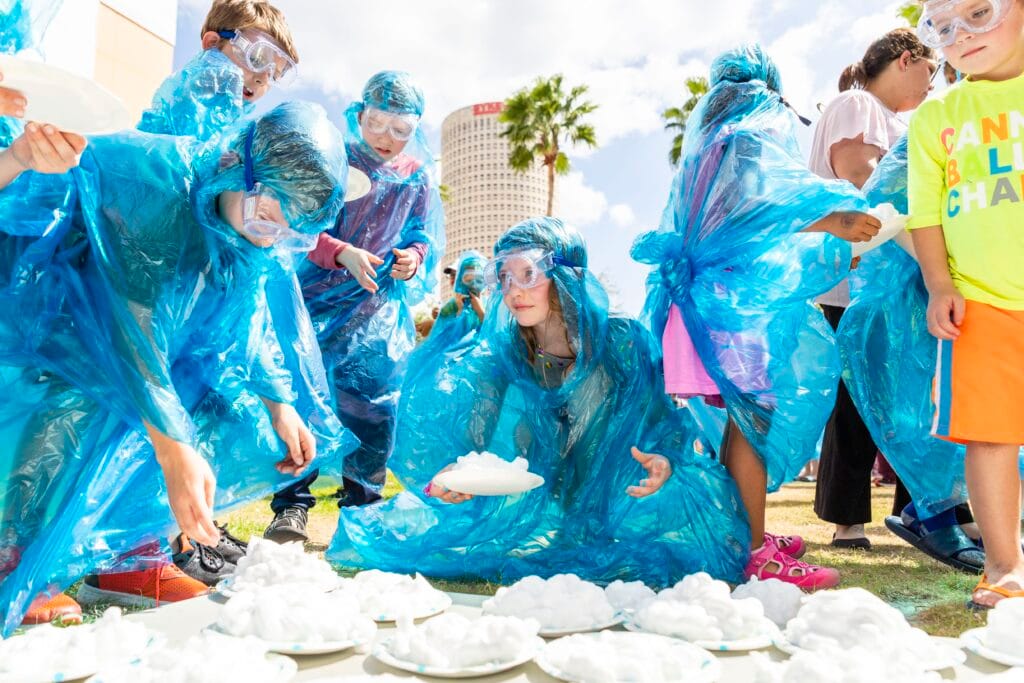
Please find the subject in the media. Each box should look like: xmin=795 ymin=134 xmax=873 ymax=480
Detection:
xmin=908 ymin=0 xmax=1024 ymax=608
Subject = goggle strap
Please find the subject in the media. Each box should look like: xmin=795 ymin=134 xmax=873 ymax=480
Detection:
xmin=216 ymin=29 xmax=237 ymax=40
xmin=244 ymin=124 xmax=256 ymax=192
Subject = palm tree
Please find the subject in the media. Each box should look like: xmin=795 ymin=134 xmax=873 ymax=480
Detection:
xmin=499 ymin=75 xmax=598 ymax=216
xmin=898 ymin=1 xmax=922 ymax=26
xmin=662 ymin=76 xmax=708 ymax=166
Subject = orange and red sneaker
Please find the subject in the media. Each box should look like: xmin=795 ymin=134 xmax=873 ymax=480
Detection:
xmin=76 ymin=563 xmax=209 ymax=609
xmin=21 ymin=592 xmax=83 ymax=625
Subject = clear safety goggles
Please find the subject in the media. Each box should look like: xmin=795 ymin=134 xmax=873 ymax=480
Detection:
xmin=917 ymin=0 xmax=1011 ymax=48
xmin=218 ymin=29 xmax=297 ymax=86
xmin=484 ymin=249 xmax=575 ymax=291
xmin=242 ymin=183 xmax=317 ymax=252
xmin=363 ymin=106 xmax=419 ymax=141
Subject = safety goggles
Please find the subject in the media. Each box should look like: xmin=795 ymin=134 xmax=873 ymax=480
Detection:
xmin=484 ymin=249 xmax=576 ymax=291
xmin=362 ymin=106 xmax=419 ymax=141
xmin=917 ymin=0 xmax=1011 ymax=48
xmin=218 ymin=29 xmax=297 ymax=86
xmin=240 ymin=127 xmax=317 ymax=252
xmin=456 ymin=268 xmax=486 ymax=295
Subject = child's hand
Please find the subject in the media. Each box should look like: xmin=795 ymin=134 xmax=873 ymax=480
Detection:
xmin=8 ymin=122 xmax=86 ymax=174
xmin=390 ymin=247 xmax=419 ymax=281
xmin=0 ymin=78 xmax=27 ymax=117
xmin=336 ymin=246 xmax=384 ymax=293
xmin=265 ymin=402 xmax=317 ymax=475
xmin=827 ymin=211 xmax=881 ymax=243
xmin=426 ymin=464 xmax=474 ymax=504
xmin=154 ymin=439 xmax=220 ymax=546
xmin=626 ymin=446 xmax=671 ymax=498
xmin=926 ymin=285 xmax=965 ymax=340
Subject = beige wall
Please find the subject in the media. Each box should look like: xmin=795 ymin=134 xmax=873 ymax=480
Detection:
xmin=92 ymin=3 xmax=175 ymax=122
xmin=440 ymin=103 xmax=551 ymax=301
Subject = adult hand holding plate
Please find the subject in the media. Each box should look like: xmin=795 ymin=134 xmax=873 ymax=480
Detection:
xmin=850 ymin=203 xmax=909 ymax=258
xmin=0 ymin=69 xmax=28 ymax=118
xmin=0 ymin=55 xmax=131 ymax=134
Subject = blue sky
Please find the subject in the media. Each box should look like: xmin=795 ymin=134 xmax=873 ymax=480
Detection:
xmin=175 ymin=0 xmax=912 ymax=314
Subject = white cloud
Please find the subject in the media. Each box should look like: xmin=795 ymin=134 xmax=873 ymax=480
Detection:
xmin=608 ymin=203 xmax=636 ymax=227
xmin=557 ymin=172 xmax=608 ymax=228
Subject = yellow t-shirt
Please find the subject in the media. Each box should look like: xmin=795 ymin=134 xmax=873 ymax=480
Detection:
xmin=907 ymin=71 xmax=1024 ymax=310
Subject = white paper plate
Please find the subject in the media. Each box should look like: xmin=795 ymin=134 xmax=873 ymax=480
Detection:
xmin=773 ymin=637 xmax=963 ymax=671
xmin=215 ymin=575 xmax=344 ymax=598
xmin=623 ymin=619 xmax=775 ymax=651
xmin=366 ymin=591 xmax=453 ymax=623
xmin=537 ymin=631 xmax=720 ymax=683
xmin=432 ymin=466 xmax=544 ymax=496
xmin=85 ymin=652 xmax=296 ymax=682
xmin=372 ymin=635 xmax=543 ymax=678
xmin=851 ymin=204 xmax=909 ymax=257
xmin=345 ymin=168 xmax=371 ymax=202
xmin=960 ymin=627 xmax=1024 ymax=668
xmin=0 ymin=55 xmax=132 ymax=134
xmin=0 ymin=662 xmax=97 ymax=683
xmin=203 ymin=624 xmax=368 ymax=656
xmin=535 ymin=616 xmax=623 ymax=638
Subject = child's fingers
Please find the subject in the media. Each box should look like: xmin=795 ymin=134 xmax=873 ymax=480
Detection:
xmin=369 ymin=253 xmax=385 ymax=266
xmin=630 ymin=446 xmax=653 ymax=464
xmin=952 ymin=295 xmax=966 ymax=327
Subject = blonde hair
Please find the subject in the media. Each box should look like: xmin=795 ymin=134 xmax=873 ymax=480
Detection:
xmin=201 ymin=0 xmax=298 ymax=63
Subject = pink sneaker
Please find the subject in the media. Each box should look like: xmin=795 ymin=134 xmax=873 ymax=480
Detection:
xmin=746 ymin=538 xmax=840 ymax=591
xmin=765 ymin=532 xmax=805 ymax=559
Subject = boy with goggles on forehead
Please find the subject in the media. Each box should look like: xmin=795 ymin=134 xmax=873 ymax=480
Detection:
xmin=138 ymin=0 xmax=298 ymax=140
xmin=265 ymin=71 xmax=446 ymax=542
xmin=908 ymin=0 xmax=1024 ymax=608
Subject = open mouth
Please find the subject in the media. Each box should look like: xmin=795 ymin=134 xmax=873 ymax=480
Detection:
xmin=243 ymin=86 xmax=255 ymax=99
xmin=374 ymin=146 xmax=392 ymax=156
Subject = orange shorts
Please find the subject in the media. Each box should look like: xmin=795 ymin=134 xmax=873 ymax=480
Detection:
xmin=933 ymin=300 xmax=1024 ymax=445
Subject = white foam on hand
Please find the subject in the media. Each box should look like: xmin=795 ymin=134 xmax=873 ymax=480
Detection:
xmin=230 ymin=537 xmax=342 ymax=593
xmin=483 ymin=574 xmax=616 ymax=631
xmin=985 ymin=597 xmax=1024 ymax=656
xmin=94 ymin=630 xmax=288 ymax=683
xmin=344 ymin=569 xmax=447 ymax=619
xmin=633 ymin=572 xmax=771 ymax=641
xmin=388 ymin=612 xmax=540 ymax=669
xmin=543 ymin=631 xmax=710 ymax=683
xmin=784 ymin=588 xmax=964 ymax=670
xmin=605 ymin=580 xmax=656 ymax=613
xmin=216 ymin=583 xmax=376 ymax=644
xmin=751 ymin=646 xmax=944 ymax=683
xmin=0 ymin=607 xmax=151 ymax=678
xmin=732 ymin=577 xmax=803 ymax=627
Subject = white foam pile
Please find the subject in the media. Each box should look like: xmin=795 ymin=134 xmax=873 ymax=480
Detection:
xmin=452 ymin=450 xmax=530 ymax=472
xmin=731 ymin=577 xmax=803 ymax=627
xmin=215 ymin=584 xmax=376 ymax=644
xmin=783 ymin=588 xmax=964 ymax=671
xmin=385 ymin=612 xmax=540 ymax=669
xmin=482 ymin=574 xmax=616 ymax=631
xmin=229 ymin=537 xmax=342 ymax=593
xmin=92 ymin=630 xmax=290 ymax=683
xmin=542 ymin=631 xmax=712 ymax=683
xmin=344 ymin=569 xmax=447 ymax=619
xmin=751 ymin=647 xmax=943 ymax=683
xmin=0 ymin=607 xmax=151 ymax=680
xmin=604 ymin=580 xmax=656 ymax=613
xmin=985 ymin=596 xmax=1024 ymax=657
xmin=631 ymin=572 xmax=771 ymax=642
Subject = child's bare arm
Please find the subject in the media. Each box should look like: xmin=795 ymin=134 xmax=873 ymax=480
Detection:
xmin=912 ymin=225 xmax=964 ymax=340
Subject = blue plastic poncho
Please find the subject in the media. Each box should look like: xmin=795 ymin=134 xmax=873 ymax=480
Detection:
xmin=0 ymin=0 xmax=64 ymax=147
xmin=837 ymin=137 xmax=1024 ymax=515
xmin=283 ymin=70 xmax=446 ymax=498
xmin=631 ymin=46 xmax=867 ymax=490
xmin=137 ymin=48 xmax=252 ymax=141
xmin=328 ymin=218 xmax=750 ymax=586
xmin=0 ymin=102 xmax=357 ymax=634
xmin=412 ymin=251 xmax=487 ymax=362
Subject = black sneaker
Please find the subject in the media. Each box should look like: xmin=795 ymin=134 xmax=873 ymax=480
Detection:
xmin=214 ymin=522 xmax=248 ymax=565
xmin=263 ymin=506 xmax=309 ymax=544
xmin=171 ymin=534 xmax=235 ymax=586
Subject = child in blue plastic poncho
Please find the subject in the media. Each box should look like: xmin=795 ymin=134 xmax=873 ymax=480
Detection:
xmin=0 ymin=102 xmax=355 ymax=633
xmin=632 ymin=45 xmax=882 ymax=590
xmin=138 ymin=0 xmax=298 ymax=140
xmin=838 ymin=137 xmax=991 ymax=576
xmin=326 ymin=217 xmax=751 ymax=587
xmin=265 ymin=71 xmax=445 ymax=541
xmin=413 ymin=250 xmax=487 ymax=358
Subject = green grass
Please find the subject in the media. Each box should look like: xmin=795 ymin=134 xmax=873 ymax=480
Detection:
xmin=216 ymin=478 xmax=985 ymax=636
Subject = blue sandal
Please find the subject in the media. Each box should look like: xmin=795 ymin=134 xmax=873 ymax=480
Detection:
xmin=884 ymin=513 xmax=984 ymax=574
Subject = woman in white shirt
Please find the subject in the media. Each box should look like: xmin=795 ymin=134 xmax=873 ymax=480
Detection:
xmin=809 ymin=28 xmax=936 ymax=549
